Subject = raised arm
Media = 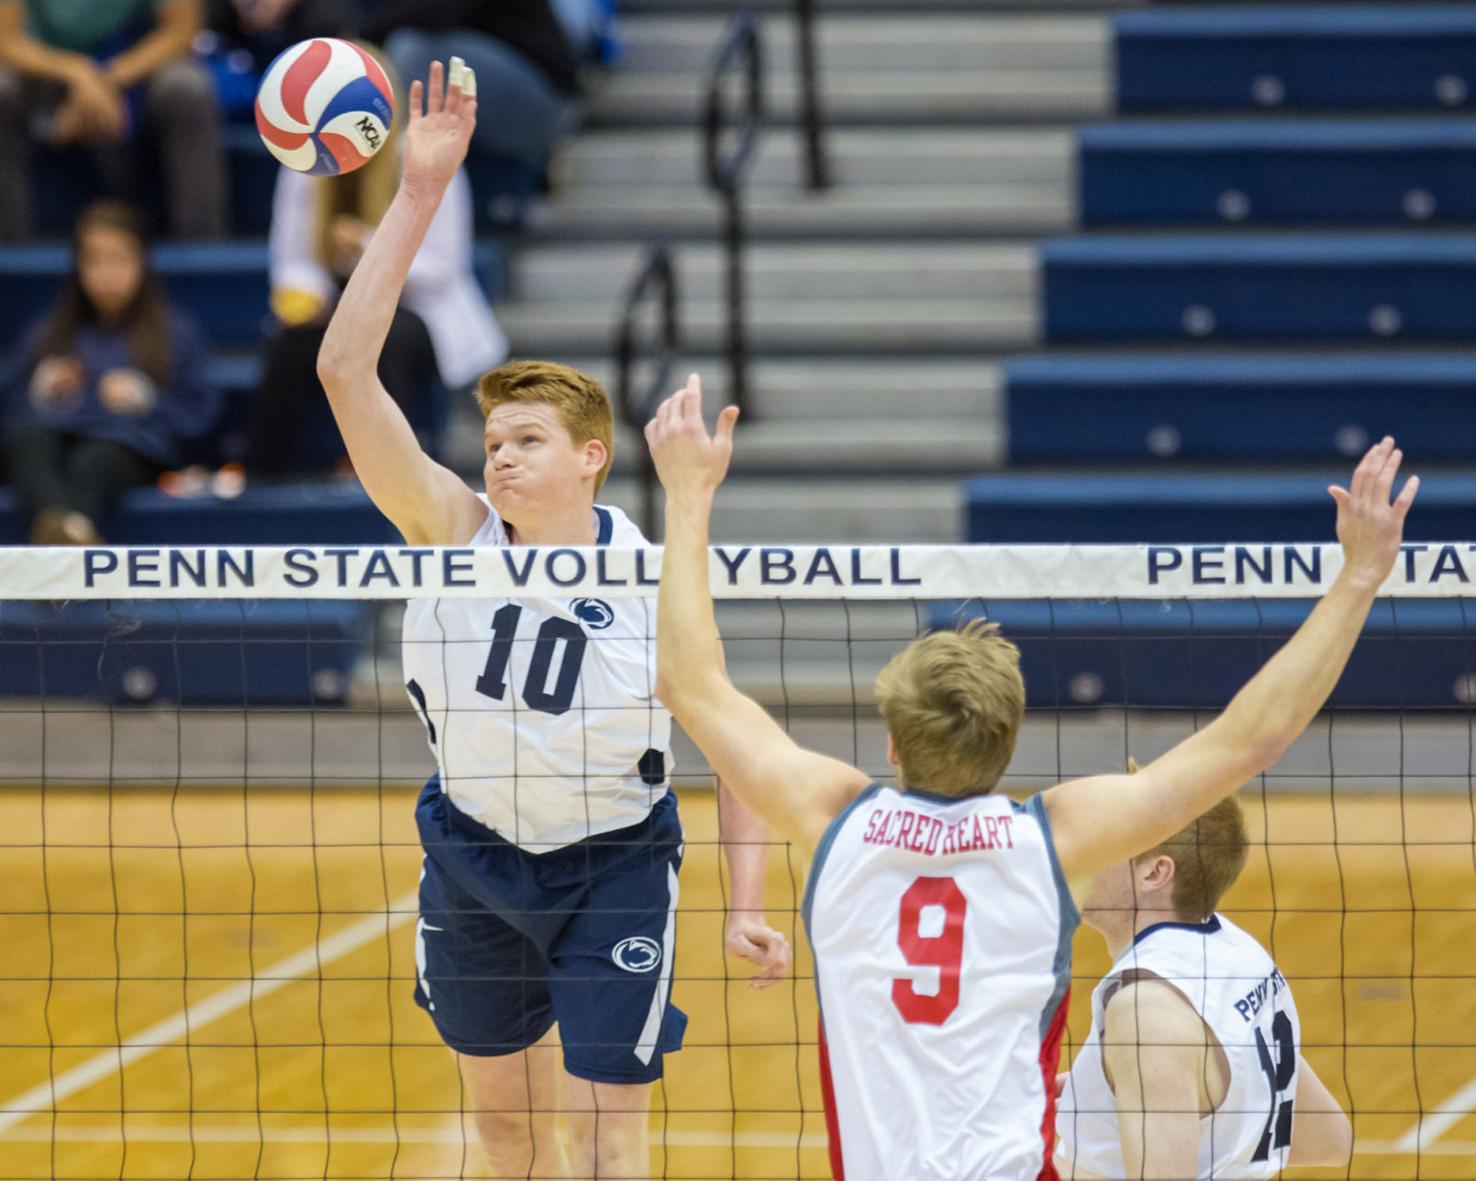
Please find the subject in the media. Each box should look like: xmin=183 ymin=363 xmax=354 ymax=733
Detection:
xmin=647 ymin=377 xmax=870 ymax=852
xmin=1045 ymin=438 xmax=1418 ymax=887
xmin=316 ymin=59 xmax=485 ymax=546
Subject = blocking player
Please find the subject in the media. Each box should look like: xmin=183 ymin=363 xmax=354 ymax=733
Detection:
xmin=316 ymin=63 xmax=789 ymax=1179
xmin=1055 ymin=778 xmax=1353 ymax=1178
xmin=645 ymin=375 xmax=1415 ymax=1180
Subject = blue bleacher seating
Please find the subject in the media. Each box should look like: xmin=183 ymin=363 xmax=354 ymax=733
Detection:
xmin=1115 ymin=7 xmax=1476 ymax=112
xmin=0 ymin=483 xmax=394 ymax=704
xmin=931 ymin=598 xmax=1472 ymax=710
xmin=0 ymin=240 xmax=505 ymax=351
xmin=1042 ymin=235 xmax=1476 ymax=344
xmin=963 ymin=472 xmax=1476 ymax=544
xmin=1005 ymin=355 xmax=1476 ymax=463
xmin=1079 ymin=120 xmax=1476 ymax=227
xmin=0 ymin=484 xmax=397 ymax=546
xmin=0 ymin=598 xmax=366 ymax=706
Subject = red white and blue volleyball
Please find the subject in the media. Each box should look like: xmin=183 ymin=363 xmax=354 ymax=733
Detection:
xmin=255 ymin=38 xmax=394 ymax=176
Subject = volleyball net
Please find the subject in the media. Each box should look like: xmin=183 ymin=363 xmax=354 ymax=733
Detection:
xmin=0 ymin=542 xmax=1472 ymax=1181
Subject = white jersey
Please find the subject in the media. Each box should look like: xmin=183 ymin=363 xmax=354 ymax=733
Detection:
xmin=804 ymin=785 xmax=1080 ymax=1181
xmin=400 ymin=500 xmax=671 ymax=852
xmin=1056 ymin=914 xmax=1301 ymax=1179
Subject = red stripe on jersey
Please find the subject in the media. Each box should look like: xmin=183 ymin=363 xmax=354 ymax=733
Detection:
xmin=1035 ymin=986 xmax=1071 ymax=1181
xmin=817 ymin=1020 xmax=845 ymax=1180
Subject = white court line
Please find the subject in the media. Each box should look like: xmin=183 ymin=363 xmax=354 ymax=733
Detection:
xmin=0 ymin=890 xmax=420 ymax=1134
xmin=1 ymin=1124 xmax=1468 ymax=1158
xmin=1395 ymin=1073 xmax=1476 ymax=1153
xmin=0 ymin=1124 xmax=829 ymax=1150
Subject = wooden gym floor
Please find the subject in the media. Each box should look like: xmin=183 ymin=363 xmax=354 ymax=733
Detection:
xmin=0 ymin=783 xmax=1472 ymax=1180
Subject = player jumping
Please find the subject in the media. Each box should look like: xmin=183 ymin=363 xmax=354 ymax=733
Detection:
xmin=645 ymin=374 xmax=1415 ymax=1180
xmin=316 ymin=62 xmax=789 ymax=1179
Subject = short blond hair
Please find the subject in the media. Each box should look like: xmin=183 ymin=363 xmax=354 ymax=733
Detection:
xmin=874 ymin=620 xmax=1025 ymax=797
xmin=476 ymin=360 xmax=615 ymax=492
xmin=1128 ymin=759 xmax=1250 ymax=921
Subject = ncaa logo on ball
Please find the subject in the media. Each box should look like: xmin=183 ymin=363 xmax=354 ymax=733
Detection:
xmin=612 ymin=936 xmax=662 ymax=973
xmin=572 ymin=598 xmax=615 ymax=629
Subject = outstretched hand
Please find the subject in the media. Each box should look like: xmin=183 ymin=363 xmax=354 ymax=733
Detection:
xmin=402 ymin=58 xmax=477 ymax=196
xmin=644 ymin=374 xmax=739 ymax=502
xmin=1328 ymin=436 xmax=1418 ymax=589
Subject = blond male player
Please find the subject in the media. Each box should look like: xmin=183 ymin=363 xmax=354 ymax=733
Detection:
xmin=1055 ymin=786 xmax=1353 ymax=1178
xmin=317 ymin=63 xmax=789 ymax=1179
xmin=645 ymin=374 xmax=1415 ymax=1180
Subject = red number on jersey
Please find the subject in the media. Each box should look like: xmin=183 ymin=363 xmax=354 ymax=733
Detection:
xmin=891 ymin=875 xmax=967 ymax=1025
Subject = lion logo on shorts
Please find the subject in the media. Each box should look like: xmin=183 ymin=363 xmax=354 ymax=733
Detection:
xmin=612 ymin=936 xmax=662 ymax=973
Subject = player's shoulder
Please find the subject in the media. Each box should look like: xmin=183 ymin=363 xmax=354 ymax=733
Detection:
xmin=595 ymin=503 xmax=646 ymax=546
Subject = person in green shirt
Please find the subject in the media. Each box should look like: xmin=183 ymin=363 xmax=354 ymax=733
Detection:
xmin=0 ymin=0 xmax=227 ymax=240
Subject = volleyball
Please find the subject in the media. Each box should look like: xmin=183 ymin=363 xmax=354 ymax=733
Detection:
xmin=254 ymin=37 xmax=394 ymax=176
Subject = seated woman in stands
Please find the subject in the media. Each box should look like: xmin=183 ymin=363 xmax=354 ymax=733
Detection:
xmin=2 ymin=200 xmax=219 ymax=544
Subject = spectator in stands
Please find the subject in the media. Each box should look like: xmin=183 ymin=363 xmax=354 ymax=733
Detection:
xmin=2 ymin=201 xmax=220 ymax=544
xmin=205 ymin=0 xmax=356 ymax=63
xmin=366 ymin=0 xmax=582 ymax=175
xmin=0 ymin=0 xmax=228 ymax=241
xmin=249 ymin=78 xmax=506 ymax=478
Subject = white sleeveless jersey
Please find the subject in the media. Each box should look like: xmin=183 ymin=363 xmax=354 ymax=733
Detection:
xmin=1056 ymin=914 xmax=1301 ymax=1179
xmin=804 ymin=785 xmax=1080 ymax=1181
xmin=400 ymin=501 xmax=672 ymax=852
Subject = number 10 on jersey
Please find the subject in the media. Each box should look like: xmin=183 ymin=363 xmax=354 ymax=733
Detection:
xmin=475 ymin=603 xmax=588 ymax=716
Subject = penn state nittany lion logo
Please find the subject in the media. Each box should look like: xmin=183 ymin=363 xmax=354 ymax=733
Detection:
xmin=612 ymin=936 xmax=662 ymax=973
xmin=572 ymin=598 xmax=615 ymax=629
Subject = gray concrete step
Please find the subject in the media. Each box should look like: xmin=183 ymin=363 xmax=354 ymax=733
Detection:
xmin=596 ymin=357 xmax=1002 ymax=419
xmin=532 ymin=184 xmax=1074 ymax=241
xmin=507 ymin=242 xmax=1037 ymax=305
xmin=617 ymin=15 xmax=1108 ymax=74
xmin=553 ymin=127 xmax=1075 ymax=188
xmin=498 ymin=297 xmax=1036 ymax=355
xmin=598 ymin=473 xmax=966 ymax=541
xmin=586 ymin=68 xmax=1110 ymax=126
xmin=441 ymin=358 xmax=1002 ymax=473
xmin=618 ymin=0 xmax=1137 ymax=14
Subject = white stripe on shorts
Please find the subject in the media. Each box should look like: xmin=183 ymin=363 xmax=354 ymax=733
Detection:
xmin=634 ymin=862 xmax=680 ymax=1066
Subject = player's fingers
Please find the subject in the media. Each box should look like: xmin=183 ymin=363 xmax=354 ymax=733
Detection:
xmin=714 ymin=405 xmax=739 ymax=451
xmin=1393 ymin=474 xmax=1421 ymax=520
xmin=1374 ymin=446 xmax=1403 ymax=504
xmin=1349 ymin=444 xmax=1375 ymax=502
xmin=408 ymin=79 xmax=423 ymax=121
xmin=1328 ymin=485 xmax=1350 ymax=513
xmin=427 ymin=61 xmax=444 ymax=114
xmin=463 ymin=68 xmax=477 ymax=100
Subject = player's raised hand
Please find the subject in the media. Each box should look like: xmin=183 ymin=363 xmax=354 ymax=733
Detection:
xmin=726 ymin=912 xmax=792 ymax=991
xmin=644 ymin=373 xmax=739 ymax=500
xmin=402 ymin=58 xmax=477 ymax=196
xmin=1327 ymin=436 xmax=1419 ymax=590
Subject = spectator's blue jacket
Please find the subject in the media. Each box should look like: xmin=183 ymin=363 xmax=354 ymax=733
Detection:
xmin=6 ymin=312 xmax=221 ymax=467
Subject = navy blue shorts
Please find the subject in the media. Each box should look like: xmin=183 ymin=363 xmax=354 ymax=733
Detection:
xmin=412 ymin=775 xmax=688 ymax=1084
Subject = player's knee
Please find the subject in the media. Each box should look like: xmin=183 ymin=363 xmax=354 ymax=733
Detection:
xmin=468 ymin=1107 xmax=541 ymax=1169
xmin=590 ymin=1112 xmax=649 ymax=1178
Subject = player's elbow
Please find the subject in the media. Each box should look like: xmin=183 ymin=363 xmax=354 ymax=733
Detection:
xmin=1291 ymin=1109 xmax=1353 ymax=1169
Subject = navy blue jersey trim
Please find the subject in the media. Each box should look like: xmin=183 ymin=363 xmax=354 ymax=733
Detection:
xmin=1133 ymin=914 xmax=1223 ymax=947
xmin=594 ymin=506 xmax=613 ymax=545
xmin=406 ymin=678 xmax=436 ymax=746
xmin=801 ymin=783 xmax=885 ymax=942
